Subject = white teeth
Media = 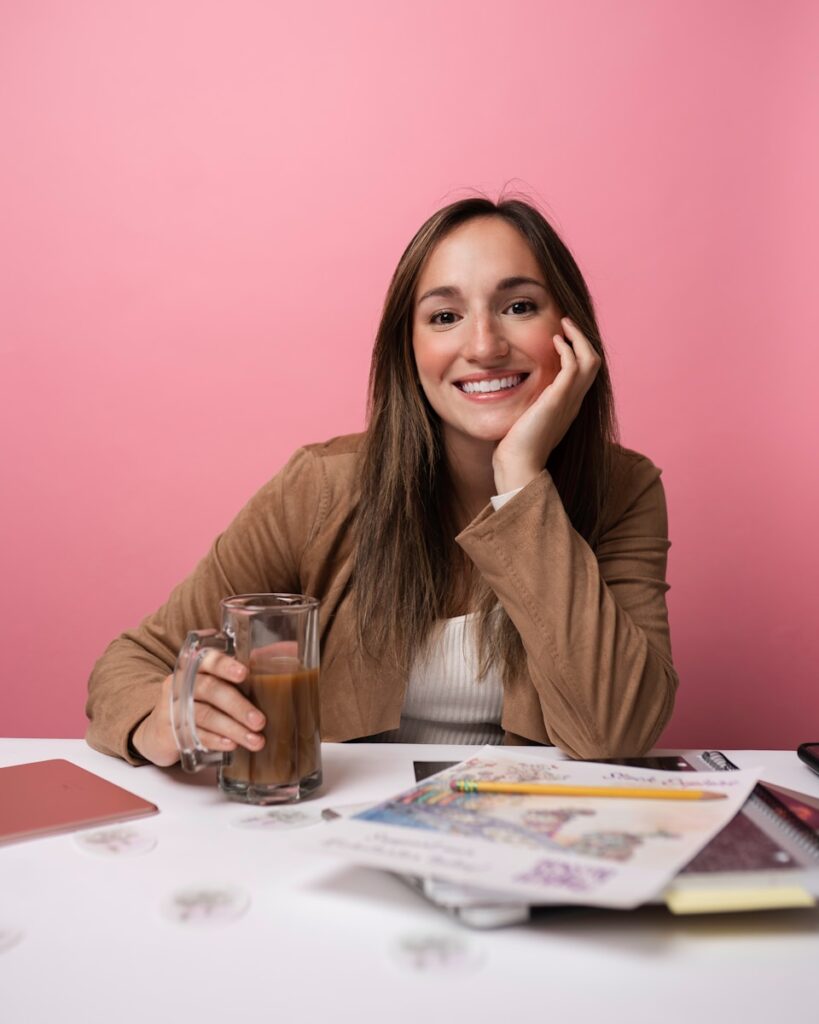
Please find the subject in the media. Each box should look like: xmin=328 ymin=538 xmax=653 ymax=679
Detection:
xmin=459 ymin=374 xmax=524 ymax=394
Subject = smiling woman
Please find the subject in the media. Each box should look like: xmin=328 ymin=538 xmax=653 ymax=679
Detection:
xmin=86 ymin=195 xmax=678 ymax=769
xmin=412 ymin=218 xmax=570 ymax=480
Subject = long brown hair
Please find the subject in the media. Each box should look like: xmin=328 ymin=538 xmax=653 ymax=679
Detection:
xmin=352 ymin=196 xmax=619 ymax=680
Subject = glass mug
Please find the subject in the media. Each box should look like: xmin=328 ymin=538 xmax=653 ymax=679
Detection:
xmin=171 ymin=594 xmax=322 ymax=804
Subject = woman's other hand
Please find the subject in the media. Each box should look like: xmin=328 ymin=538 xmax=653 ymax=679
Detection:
xmin=130 ymin=650 xmax=266 ymax=767
xmin=492 ymin=317 xmax=601 ymax=494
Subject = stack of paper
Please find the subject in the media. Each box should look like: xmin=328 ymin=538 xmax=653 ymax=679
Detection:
xmin=318 ymin=748 xmax=761 ymax=910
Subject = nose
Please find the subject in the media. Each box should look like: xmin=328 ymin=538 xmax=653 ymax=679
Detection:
xmin=461 ymin=310 xmax=509 ymax=363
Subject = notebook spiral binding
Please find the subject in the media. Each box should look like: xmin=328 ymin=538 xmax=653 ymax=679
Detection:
xmin=702 ymin=750 xmax=819 ymax=861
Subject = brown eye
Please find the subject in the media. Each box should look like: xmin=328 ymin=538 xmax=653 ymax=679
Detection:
xmin=431 ymin=311 xmax=459 ymax=325
xmin=506 ymin=300 xmax=536 ymax=316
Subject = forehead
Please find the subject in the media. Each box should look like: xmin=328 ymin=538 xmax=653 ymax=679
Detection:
xmin=416 ymin=216 xmax=541 ymax=293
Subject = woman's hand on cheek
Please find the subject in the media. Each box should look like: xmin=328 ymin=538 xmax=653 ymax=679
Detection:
xmin=492 ymin=317 xmax=601 ymax=494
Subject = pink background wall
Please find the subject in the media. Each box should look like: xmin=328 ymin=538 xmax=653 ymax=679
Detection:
xmin=2 ymin=1 xmax=817 ymax=749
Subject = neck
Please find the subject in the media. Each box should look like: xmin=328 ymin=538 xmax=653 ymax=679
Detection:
xmin=443 ymin=430 xmax=497 ymax=529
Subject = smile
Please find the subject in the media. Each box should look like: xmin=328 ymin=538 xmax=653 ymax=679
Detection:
xmin=454 ymin=373 xmax=528 ymax=395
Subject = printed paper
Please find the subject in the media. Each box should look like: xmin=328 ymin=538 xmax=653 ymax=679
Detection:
xmin=319 ymin=748 xmax=761 ymax=908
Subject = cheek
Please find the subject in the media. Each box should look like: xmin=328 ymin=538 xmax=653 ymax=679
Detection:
xmin=412 ymin=334 xmax=449 ymax=385
xmin=533 ymin=340 xmax=562 ymax=387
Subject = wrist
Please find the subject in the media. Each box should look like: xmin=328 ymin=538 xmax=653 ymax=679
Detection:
xmin=493 ymin=461 xmax=542 ymax=495
xmin=127 ymin=718 xmax=150 ymax=762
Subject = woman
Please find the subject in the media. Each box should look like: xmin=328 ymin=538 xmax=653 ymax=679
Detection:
xmin=86 ymin=196 xmax=678 ymax=765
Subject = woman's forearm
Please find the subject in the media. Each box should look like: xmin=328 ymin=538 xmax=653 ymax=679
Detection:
xmin=457 ymin=452 xmax=678 ymax=758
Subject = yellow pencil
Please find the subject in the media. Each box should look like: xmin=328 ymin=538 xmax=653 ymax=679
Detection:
xmin=449 ymin=780 xmax=726 ymax=801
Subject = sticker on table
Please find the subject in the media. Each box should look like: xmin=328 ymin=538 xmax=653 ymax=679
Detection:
xmin=75 ymin=826 xmax=158 ymax=857
xmin=163 ymin=886 xmax=250 ymax=926
xmin=0 ymin=928 xmax=25 ymax=954
xmin=232 ymin=807 xmax=323 ymax=831
xmin=390 ymin=932 xmax=485 ymax=975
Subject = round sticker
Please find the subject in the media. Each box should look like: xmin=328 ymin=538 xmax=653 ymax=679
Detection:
xmin=75 ymin=826 xmax=158 ymax=857
xmin=232 ymin=807 xmax=323 ymax=831
xmin=391 ymin=931 xmax=485 ymax=975
xmin=163 ymin=885 xmax=250 ymax=926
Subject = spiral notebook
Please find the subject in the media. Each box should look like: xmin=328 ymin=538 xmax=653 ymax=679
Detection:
xmin=0 ymin=759 xmax=158 ymax=846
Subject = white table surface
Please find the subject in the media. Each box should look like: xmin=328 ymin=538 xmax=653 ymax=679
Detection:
xmin=1 ymin=740 xmax=818 ymax=1024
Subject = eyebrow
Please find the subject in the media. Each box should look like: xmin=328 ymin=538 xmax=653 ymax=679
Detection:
xmin=416 ymin=276 xmax=549 ymax=306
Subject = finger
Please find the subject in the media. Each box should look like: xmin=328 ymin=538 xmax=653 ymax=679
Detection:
xmin=198 ymin=649 xmax=248 ymax=683
xmin=527 ymin=337 xmax=575 ymax=411
xmin=194 ymin=701 xmax=265 ymax=752
xmin=193 ymin=727 xmax=238 ymax=753
xmin=549 ymin=335 xmax=579 ymax=388
xmin=553 ymin=332 xmax=578 ymax=363
xmin=560 ymin=316 xmax=588 ymax=345
xmin=193 ymin=672 xmax=266 ymax=731
xmin=561 ymin=317 xmax=601 ymax=372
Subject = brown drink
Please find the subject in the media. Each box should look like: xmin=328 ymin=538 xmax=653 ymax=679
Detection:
xmin=222 ymin=657 xmax=321 ymax=795
xmin=172 ymin=594 xmax=322 ymax=804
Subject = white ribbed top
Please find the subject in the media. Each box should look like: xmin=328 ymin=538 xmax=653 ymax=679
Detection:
xmin=377 ymin=614 xmax=504 ymax=745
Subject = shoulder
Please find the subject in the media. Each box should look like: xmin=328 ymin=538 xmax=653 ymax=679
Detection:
xmin=239 ymin=433 xmax=364 ymax=513
xmin=291 ymin=432 xmax=365 ymax=487
xmin=229 ymin=433 xmax=364 ymax=554
xmin=601 ymin=444 xmax=668 ymax=536
xmin=609 ymin=443 xmax=663 ymax=490
xmin=273 ymin=433 xmax=364 ymax=514
xmin=300 ymin=432 xmax=366 ymax=462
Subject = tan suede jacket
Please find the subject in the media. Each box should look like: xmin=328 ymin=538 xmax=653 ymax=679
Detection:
xmin=86 ymin=433 xmax=678 ymax=763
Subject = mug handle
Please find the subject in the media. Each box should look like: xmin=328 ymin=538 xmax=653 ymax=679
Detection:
xmin=170 ymin=629 xmax=234 ymax=772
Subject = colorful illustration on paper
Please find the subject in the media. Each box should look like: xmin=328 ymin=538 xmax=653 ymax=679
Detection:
xmin=355 ymin=757 xmax=680 ymax=865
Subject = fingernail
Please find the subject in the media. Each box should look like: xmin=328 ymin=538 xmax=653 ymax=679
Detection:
xmin=561 ymin=316 xmax=573 ymax=326
xmin=247 ymin=710 xmax=264 ymax=728
xmin=246 ymin=732 xmax=264 ymax=748
xmin=231 ymin=664 xmax=246 ymax=680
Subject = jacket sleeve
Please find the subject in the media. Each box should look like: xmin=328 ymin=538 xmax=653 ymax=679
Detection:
xmin=85 ymin=447 xmax=323 ymax=764
xmin=456 ymin=451 xmax=678 ymax=759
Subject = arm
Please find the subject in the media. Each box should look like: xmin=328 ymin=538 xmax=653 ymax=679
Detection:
xmin=85 ymin=447 xmax=322 ymax=764
xmin=456 ymin=451 xmax=678 ymax=758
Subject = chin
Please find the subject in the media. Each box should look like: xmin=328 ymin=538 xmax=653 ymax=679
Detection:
xmin=455 ymin=419 xmax=516 ymax=445
xmin=473 ymin=427 xmax=510 ymax=443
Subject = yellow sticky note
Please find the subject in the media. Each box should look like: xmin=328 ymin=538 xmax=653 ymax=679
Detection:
xmin=665 ymin=886 xmax=815 ymax=915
